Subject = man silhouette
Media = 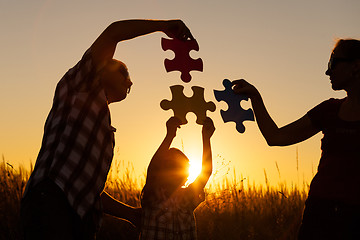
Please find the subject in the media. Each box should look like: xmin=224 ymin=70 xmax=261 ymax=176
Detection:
xmin=21 ymin=19 xmax=194 ymax=240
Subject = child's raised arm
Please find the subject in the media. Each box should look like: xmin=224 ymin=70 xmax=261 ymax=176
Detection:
xmin=191 ymin=117 xmax=215 ymax=189
xmin=148 ymin=117 xmax=182 ymax=171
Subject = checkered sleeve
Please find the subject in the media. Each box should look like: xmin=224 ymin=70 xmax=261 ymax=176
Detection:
xmin=62 ymin=49 xmax=101 ymax=93
xmin=24 ymin=47 xmax=114 ymax=227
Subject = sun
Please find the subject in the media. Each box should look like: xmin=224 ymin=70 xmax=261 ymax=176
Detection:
xmin=186 ymin=158 xmax=202 ymax=185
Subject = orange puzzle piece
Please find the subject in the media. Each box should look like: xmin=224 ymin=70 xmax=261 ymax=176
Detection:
xmin=160 ymin=85 xmax=216 ymax=125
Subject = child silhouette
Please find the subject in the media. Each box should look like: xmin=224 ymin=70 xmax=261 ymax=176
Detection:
xmin=140 ymin=116 xmax=215 ymax=240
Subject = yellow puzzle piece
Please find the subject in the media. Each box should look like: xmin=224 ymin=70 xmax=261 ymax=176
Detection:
xmin=160 ymin=85 xmax=216 ymax=125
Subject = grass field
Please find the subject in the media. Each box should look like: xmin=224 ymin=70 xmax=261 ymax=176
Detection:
xmin=0 ymin=157 xmax=308 ymax=240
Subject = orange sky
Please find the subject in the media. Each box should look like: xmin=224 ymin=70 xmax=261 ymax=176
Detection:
xmin=1 ymin=0 xmax=359 ymax=188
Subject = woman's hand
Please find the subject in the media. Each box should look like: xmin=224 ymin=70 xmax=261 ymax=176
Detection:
xmin=232 ymin=79 xmax=259 ymax=98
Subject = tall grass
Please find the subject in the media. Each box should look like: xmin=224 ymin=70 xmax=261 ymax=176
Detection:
xmin=104 ymin=160 xmax=143 ymax=208
xmin=0 ymin=156 xmax=30 ymax=240
xmin=196 ymin=177 xmax=307 ymax=240
xmin=0 ymin=158 xmax=307 ymax=240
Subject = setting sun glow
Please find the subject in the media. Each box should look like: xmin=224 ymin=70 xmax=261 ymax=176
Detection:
xmin=186 ymin=158 xmax=202 ymax=185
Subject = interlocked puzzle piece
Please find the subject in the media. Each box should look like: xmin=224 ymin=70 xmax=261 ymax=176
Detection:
xmin=160 ymin=85 xmax=216 ymax=125
xmin=161 ymin=38 xmax=203 ymax=83
xmin=214 ymin=79 xmax=254 ymax=133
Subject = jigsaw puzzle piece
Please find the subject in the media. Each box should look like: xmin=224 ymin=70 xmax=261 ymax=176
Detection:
xmin=161 ymin=38 xmax=203 ymax=83
xmin=214 ymin=79 xmax=254 ymax=133
xmin=160 ymin=85 xmax=216 ymax=125
xmin=220 ymin=103 xmax=254 ymax=133
xmin=160 ymin=85 xmax=189 ymax=124
xmin=191 ymin=86 xmax=216 ymax=124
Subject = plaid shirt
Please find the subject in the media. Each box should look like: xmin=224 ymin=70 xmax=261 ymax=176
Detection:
xmin=140 ymin=185 xmax=204 ymax=240
xmin=23 ymin=49 xmax=115 ymax=225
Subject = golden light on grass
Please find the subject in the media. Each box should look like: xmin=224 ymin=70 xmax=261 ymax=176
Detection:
xmin=1 ymin=158 xmax=308 ymax=239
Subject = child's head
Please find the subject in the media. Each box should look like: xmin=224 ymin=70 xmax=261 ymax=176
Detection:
xmin=160 ymin=148 xmax=190 ymax=190
xmin=142 ymin=147 xmax=190 ymax=202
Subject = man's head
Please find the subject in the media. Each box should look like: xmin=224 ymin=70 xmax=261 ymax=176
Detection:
xmin=100 ymin=59 xmax=132 ymax=103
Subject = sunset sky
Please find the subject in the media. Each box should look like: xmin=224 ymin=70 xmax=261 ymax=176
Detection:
xmin=1 ymin=0 xmax=359 ymax=187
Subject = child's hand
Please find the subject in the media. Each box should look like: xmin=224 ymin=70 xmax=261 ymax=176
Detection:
xmin=166 ymin=117 xmax=182 ymax=138
xmin=202 ymin=117 xmax=215 ymax=139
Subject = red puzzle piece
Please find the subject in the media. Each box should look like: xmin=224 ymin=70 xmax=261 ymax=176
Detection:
xmin=161 ymin=38 xmax=203 ymax=83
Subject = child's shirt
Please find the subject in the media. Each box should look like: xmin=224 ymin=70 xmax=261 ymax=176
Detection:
xmin=140 ymin=184 xmax=204 ymax=240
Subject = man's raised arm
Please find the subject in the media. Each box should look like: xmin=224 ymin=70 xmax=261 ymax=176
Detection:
xmin=90 ymin=19 xmax=194 ymax=67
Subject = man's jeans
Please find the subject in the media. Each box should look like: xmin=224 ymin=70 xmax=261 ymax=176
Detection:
xmin=20 ymin=179 xmax=96 ymax=240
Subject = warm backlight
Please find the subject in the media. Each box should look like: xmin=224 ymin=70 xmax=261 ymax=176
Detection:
xmin=186 ymin=158 xmax=202 ymax=185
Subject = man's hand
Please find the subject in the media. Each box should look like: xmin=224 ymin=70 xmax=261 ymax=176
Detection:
xmin=202 ymin=117 xmax=215 ymax=139
xmin=130 ymin=207 xmax=142 ymax=229
xmin=101 ymin=191 xmax=142 ymax=227
xmin=163 ymin=20 xmax=194 ymax=41
xmin=166 ymin=116 xmax=182 ymax=138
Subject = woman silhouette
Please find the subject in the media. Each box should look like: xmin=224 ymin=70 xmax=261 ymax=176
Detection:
xmin=233 ymin=39 xmax=360 ymax=239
